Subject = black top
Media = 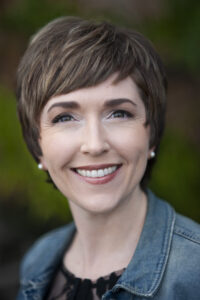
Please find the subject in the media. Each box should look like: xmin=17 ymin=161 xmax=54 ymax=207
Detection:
xmin=46 ymin=264 xmax=124 ymax=300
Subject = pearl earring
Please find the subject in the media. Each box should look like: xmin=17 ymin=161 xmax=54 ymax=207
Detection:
xmin=150 ymin=151 xmax=155 ymax=158
xmin=38 ymin=163 xmax=43 ymax=169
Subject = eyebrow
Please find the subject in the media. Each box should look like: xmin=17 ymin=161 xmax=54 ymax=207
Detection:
xmin=47 ymin=98 xmax=136 ymax=113
xmin=47 ymin=101 xmax=80 ymax=112
xmin=103 ymin=98 xmax=136 ymax=108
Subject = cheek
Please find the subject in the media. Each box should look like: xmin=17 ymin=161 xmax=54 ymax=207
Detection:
xmin=109 ymin=125 xmax=150 ymax=158
xmin=40 ymin=131 xmax=78 ymax=168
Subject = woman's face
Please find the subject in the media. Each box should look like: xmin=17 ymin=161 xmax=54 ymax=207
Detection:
xmin=39 ymin=74 xmax=153 ymax=214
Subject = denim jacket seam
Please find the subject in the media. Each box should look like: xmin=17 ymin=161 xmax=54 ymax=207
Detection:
xmin=147 ymin=206 xmax=176 ymax=296
xmin=21 ymin=268 xmax=54 ymax=286
xmin=174 ymin=228 xmax=200 ymax=245
xmin=20 ymin=278 xmax=50 ymax=289
xmin=112 ymin=283 xmax=153 ymax=297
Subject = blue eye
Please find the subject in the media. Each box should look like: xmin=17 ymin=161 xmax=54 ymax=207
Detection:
xmin=52 ymin=114 xmax=74 ymax=123
xmin=110 ymin=110 xmax=133 ymax=119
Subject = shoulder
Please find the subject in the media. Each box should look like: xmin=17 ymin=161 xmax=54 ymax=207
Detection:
xmin=149 ymin=190 xmax=200 ymax=245
xmin=20 ymin=222 xmax=76 ymax=281
xmin=165 ymin=212 xmax=200 ymax=291
xmin=150 ymin=193 xmax=200 ymax=298
xmin=174 ymin=213 xmax=200 ymax=244
xmin=171 ymin=213 xmax=200 ymax=271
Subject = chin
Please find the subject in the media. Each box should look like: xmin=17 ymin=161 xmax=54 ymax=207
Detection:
xmin=69 ymin=194 xmax=122 ymax=216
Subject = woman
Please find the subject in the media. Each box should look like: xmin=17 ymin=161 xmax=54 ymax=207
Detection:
xmin=16 ymin=17 xmax=200 ymax=300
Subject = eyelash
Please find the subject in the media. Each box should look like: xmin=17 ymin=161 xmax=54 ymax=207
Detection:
xmin=109 ymin=110 xmax=133 ymax=119
xmin=52 ymin=113 xmax=75 ymax=123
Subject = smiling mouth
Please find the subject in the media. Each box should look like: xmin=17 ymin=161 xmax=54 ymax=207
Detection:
xmin=72 ymin=164 xmax=121 ymax=178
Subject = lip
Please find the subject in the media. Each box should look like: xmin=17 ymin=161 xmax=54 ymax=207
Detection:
xmin=71 ymin=164 xmax=122 ymax=185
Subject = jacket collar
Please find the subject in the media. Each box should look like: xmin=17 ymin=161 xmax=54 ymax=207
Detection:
xmin=21 ymin=191 xmax=175 ymax=299
xmin=112 ymin=190 xmax=176 ymax=298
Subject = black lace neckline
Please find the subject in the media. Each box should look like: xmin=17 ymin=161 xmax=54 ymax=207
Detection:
xmin=61 ymin=265 xmax=124 ymax=299
xmin=62 ymin=263 xmax=124 ymax=284
xmin=46 ymin=263 xmax=125 ymax=300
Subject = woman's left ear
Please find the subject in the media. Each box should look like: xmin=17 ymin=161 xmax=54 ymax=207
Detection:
xmin=38 ymin=163 xmax=43 ymax=170
xmin=38 ymin=157 xmax=48 ymax=170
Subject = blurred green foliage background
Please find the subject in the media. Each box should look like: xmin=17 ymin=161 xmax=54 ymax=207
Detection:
xmin=0 ymin=0 xmax=200 ymax=231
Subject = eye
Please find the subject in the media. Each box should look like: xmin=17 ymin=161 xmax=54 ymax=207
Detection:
xmin=110 ymin=110 xmax=133 ymax=119
xmin=52 ymin=113 xmax=75 ymax=123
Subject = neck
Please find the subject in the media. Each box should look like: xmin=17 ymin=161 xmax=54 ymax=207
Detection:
xmin=64 ymin=188 xmax=147 ymax=280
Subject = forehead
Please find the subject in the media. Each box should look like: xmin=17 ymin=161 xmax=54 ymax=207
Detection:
xmin=43 ymin=74 xmax=143 ymax=112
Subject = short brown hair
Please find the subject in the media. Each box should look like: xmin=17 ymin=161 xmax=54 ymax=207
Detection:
xmin=16 ymin=16 xmax=167 ymax=189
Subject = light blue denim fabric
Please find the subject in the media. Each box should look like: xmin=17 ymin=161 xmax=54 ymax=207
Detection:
xmin=16 ymin=191 xmax=200 ymax=300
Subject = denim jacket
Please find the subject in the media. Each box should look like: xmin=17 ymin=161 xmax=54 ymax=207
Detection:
xmin=17 ymin=191 xmax=200 ymax=300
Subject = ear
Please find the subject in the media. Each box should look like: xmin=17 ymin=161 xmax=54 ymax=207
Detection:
xmin=148 ymin=146 xmax=156 ymax=160
xmin=38 ymin=156 xmax=48 ymax=171
xmin=37 ymin=137 xmax=48 ymax=170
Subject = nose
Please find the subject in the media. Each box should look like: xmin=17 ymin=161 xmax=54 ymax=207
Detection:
xmin=80 ymin=119 xmax=110 ymax=156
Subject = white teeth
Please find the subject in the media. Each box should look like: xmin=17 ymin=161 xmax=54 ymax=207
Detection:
xmin=97 ymin=169 xmax=104 ymax=177
xmin=91 ymin=170 xmax=97 ymax=177
xmin=104 ymin=168 xmax=109 ymax=175
xmin=82 ymin=170 xmax=86 ymax=177
xmin=86 ymin=170 xmax=90 ymax=177
xmin=76 ymin=166 xmax=117 ymax=178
